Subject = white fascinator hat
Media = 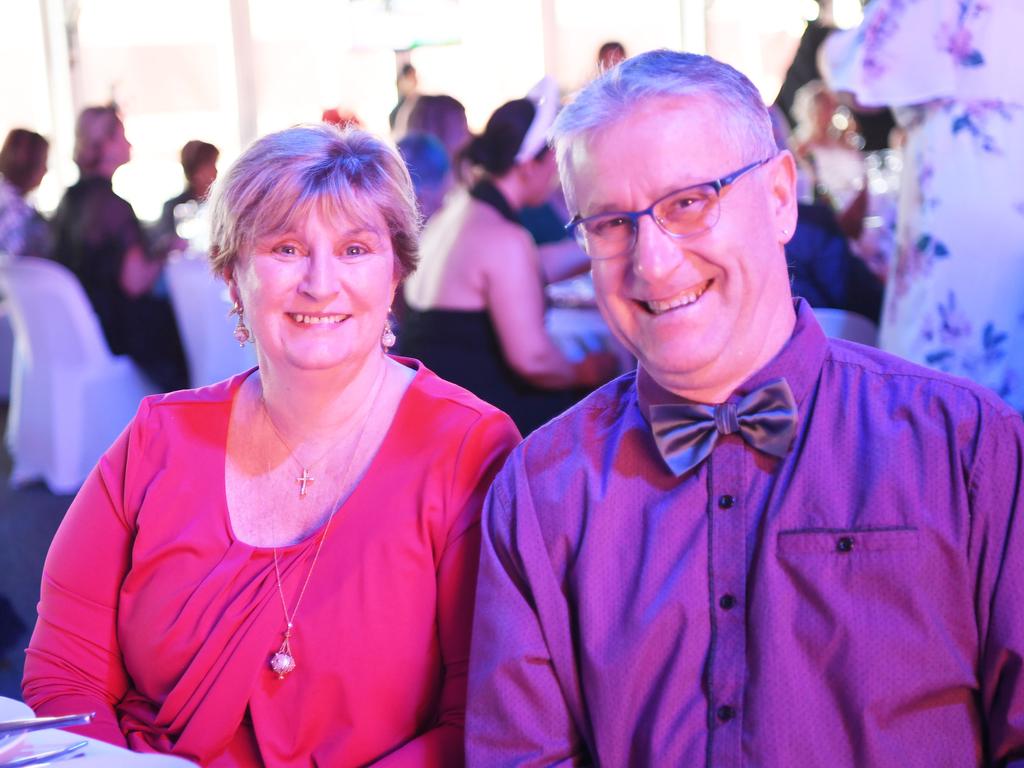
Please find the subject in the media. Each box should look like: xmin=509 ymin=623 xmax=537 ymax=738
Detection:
xmin=514 ymin=76 xmax=560 ymax=164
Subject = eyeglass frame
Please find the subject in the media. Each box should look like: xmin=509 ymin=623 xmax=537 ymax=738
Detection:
xmin=564 ymin=156 xmax=775 ymax=260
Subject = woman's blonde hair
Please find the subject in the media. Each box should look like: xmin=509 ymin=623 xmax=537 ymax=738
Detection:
xmin=208 ymin=123 xmax=420 ymax=279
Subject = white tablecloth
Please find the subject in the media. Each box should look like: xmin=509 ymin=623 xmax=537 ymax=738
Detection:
xmin=546 ymin=306 xmax=634 ymax=373
xmin=0 ymin=697 xmax=196 ymax=766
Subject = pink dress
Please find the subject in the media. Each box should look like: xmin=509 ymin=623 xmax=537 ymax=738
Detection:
xmin=23 ymin=359 xmax=520 ymax=767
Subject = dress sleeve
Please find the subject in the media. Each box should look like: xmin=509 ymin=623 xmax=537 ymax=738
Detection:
xmin=973 ymin=411 xmax=1024 ymax=765
xmin=466 ymin=452 xmax=592 ymax=768
xmin=369 ymin=409 xmax=520 ymax=768
xmin=820 ymin=0 xmax=958 ymax=108
xmin=21 ymin=402 xmax=152 ymax=747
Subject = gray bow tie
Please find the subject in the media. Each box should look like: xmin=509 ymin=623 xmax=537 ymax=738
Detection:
xmin=649 ymin=378 xmax=798 ymax=477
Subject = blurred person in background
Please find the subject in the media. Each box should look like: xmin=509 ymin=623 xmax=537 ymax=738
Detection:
xmin=0 ymin=128 xmax=51 ymax=259
xmin=156 ymin=139 xmax=219 ymax=242
xmin=393 ymin=131 xmax=453 ymax=334
xmin=406 ymin=94 xmax=471 ymax=165
xmin=50 ymin=105 xmax=188 ymax=391
xmin=596 ymin=41 xmax=627 ymax=74
xmin=389 ymin=62 xmax=420 ymax=137
xmin=399 ymin=85 xmax=618 ymax=435
xmin=24 ymin=123 xmax=520 ymax=767
xmin=783 ymin=200 xmax=882 ymax=322
xmin=774 ymin=0 xmax=895 ymax=152
xmin=397 ymin=132 xmax=452 ymax=222
xmin=767 ymin=106 xmax=882 ymax=322
xmin=823 ymin=0 xmax=1024 ymax=412
xmin=404 ymin=91 xmax=575 ymax=254
xmin=790 ymin=79 xmax=867 ymax=238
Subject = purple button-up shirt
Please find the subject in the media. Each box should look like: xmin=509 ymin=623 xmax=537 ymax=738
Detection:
xmin=468 ymin=301 xmax=1024 ymax=767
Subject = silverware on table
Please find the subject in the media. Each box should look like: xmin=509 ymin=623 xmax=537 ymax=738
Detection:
xmin=0 ymin=713 xmax=94 ymax=737
xmin=0 ymin=739 xmax=89 ymax=767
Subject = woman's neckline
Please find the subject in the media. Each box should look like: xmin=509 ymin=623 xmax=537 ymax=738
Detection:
xmin=220 ymin=358 xmax=423 ymax=552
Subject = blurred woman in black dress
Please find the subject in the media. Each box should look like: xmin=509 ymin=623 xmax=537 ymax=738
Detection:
xmin=51 ymin=105 xmax=188 ymax=391
xmin=399 ymin=89 xmax=617 ymax=434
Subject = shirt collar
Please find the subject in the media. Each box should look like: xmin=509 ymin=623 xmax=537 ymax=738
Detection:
xmin=636 ymin=298 xmax=828 ymax=420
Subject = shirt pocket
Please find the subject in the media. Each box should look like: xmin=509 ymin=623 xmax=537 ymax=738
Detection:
xmin=773 ymin=525 xmax=926 ymax=707
xmin=777 ymin=526 xmax=919 ymax=556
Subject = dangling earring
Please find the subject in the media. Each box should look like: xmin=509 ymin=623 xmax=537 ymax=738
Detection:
xmin=230 ymin=302 xmax=252 ymax=347
xmin=381 ymin=318 xmax=396 ymax=350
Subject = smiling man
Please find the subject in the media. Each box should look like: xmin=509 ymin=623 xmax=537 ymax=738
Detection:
xmin=466 ymin=50 xmax=1024 ymax=767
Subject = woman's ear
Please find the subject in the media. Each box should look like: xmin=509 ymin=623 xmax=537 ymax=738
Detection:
xmin=222 ymin=264 xmax=240 ymax=307
xmin=388 ymin=262 xmax=402 ymax=306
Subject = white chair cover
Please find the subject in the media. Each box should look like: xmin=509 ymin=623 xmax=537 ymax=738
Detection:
xmin=812 ymin=307 xmax=879 ymax=347
xmin=164 ymin=253 xmax=256 ymax=389
xmin=0 ymin=251 xmax=12 ymax=401
xmin=0 ymin=257 xmax=158 ymax=493
xmin=0 ymin=303 xmax=12 ymax=401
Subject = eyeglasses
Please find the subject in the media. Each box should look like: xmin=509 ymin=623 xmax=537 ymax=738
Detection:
xmin=565 ymin=157 xmax=774 ymax=260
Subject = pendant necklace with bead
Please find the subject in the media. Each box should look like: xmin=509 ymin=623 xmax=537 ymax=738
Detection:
xmin=267 ymin=362 xmax=388 ymax=679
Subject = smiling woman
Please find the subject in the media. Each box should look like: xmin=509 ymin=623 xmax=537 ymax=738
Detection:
xmin=23 ymin=123 xmax=521 ymax=767
xmin=233 ymin=209 xmax=398 ymax=375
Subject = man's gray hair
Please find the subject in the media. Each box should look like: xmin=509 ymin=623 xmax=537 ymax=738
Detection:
xmin=551 ymin=49 xmax=776 ymax=186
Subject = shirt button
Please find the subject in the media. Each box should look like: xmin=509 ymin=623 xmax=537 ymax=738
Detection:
xmin=719 ymin=594 xmax=736 ymax=610
xmin=716 ymin=705 xmax=736 ymax=722
xmin=718 ymin=494 xmax=735 ymax=509
xmin=836 ymin=536 xmax=855 ymax=553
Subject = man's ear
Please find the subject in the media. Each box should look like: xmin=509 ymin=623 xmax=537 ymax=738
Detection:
xmin=768 ymin=150 xmax=799 ymax=243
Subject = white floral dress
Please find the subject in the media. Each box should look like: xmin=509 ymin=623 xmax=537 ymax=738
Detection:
xmin=823 ymin=0 xmax=1024 ymax=412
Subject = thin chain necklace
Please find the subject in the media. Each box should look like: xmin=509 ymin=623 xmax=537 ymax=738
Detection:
xmin=263 ymin=393 xmax=354 ymax=499
xmin=267 ymin=362 xmax=388 ymax=679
